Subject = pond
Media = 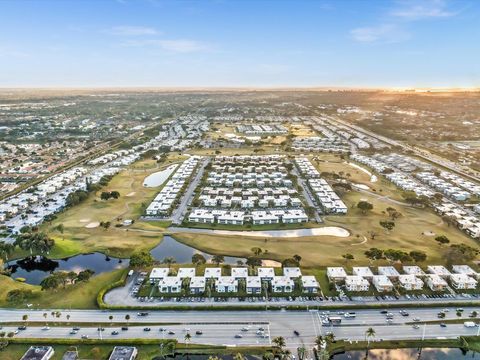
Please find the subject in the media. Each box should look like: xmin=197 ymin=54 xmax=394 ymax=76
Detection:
xmin=332 ymin=348 xmax=480 ymax=360
xmin=150 ymin=236 xmax=245 ymax=265
xmin=143 ymin=164 xmax=178 ymax=187
xmin=5 ymin=253 xmax=129 ymax=285
xmin=4 ymin=236 xmax=244 ymax=284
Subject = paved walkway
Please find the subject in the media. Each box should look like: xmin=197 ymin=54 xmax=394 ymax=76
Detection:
xmin=167 ymin=226 xmax=350 ymax=238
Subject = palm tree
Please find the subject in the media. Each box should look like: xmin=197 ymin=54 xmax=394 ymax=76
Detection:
xmin=66 ymin=314 xmax=71 ymax=325
xmin=184 ymin=332 xmax=192 ymax=360
xmin=125 ymin=314 xmax=130 ymax=325
xmin=325 ymin=332 xmax=335 ymax=344
xmin=297 ymin=346 xmax=307 ymax=360
xmin=22 ymin=315 xmax=28 ymax=326
xmin=281 ymin=349 xmax=291 ymax=360
xmin=109 ymin=315 xmax=113 ymax=325
xmin=162 ymin=256 xmax=176 ymax=269
xmin=272 ymin=336 xmax=286 ymax=349
xmin=314 ymin=335 xmax=324 ymax=348
xmin=365 ymin=327 xmax=376 ymax=356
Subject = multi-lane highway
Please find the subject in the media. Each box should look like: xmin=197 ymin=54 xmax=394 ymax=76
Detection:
xmin=2 ymin=307 xmax=480 ymax=348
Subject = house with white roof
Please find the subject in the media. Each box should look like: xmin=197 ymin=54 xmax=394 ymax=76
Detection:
xmin=452 ymin=265 xmax=478 ymax=279
xmin=283 ymin=267 xmax=302 ymax=279
xmin=352 ymin=267 xmax=374 ymax=280
xmin=246 ymin=277 xmax=262 ymax=294
xmin=189 ymin=277 xmax=206 ymax=294
xmin=301 ymin=276 xmax=320 ymax=293
xmin=149 ymin=268 xmax=169 ymax=281
xmin=450 ymin=274 xmax=477 ymax=290
xmin=327 ymin=267 xmax=348 ymax=282
xmin=345 ymin=276 xmax=370 ymax=292
xmin=398 ymin=275 xmax=424 ymax=291
xmin=378 ymin=266 xmax=400 ymax=279
xmin=204 ymin=267 xmax=222 ymax=279
xmin=257 ymin=267 xmax=275 ymax=281
xmin=177 ymin=268 xmax=196 ymax=279
xmin=372 ymin=275 xmax=394 ymax=292
xmin=403 ymin=266 xmax=426 ymax=276
xmin=272 ymin=276 xmax=295 ymax=293
xmin=159 ymin=277 xmax=182 ymax=293
xmin=426 ymin=274 xmax=448 ymax=291
xmin=427 ymin=265 xmax=451 ymax=279
xmin=231 ymin=267 xmax=248 ymax=279
xmin=215 ymin=277 xmax=238 ymax=293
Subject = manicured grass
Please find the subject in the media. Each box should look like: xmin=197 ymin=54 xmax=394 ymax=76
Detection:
xmin=0 ymin=269 xmax=126 ymax=309
xmin=37 ymin=158 xmax=186 ymax=258
xmin=180 ymin=221 xmax=321 ymax=231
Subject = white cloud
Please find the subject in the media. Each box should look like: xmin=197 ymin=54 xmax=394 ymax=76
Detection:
xmin=107 ymin=26 xmax=159 ymax=36
xmin=350 ymin=24 xmax=409 ymax=43
xmin=120 ymin=39 xmax=210 ymax=53
xmin=391 ymin=0 xmax=456 ymax=20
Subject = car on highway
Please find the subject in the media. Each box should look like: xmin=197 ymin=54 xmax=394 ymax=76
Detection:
xmin=412 ymin=324 xmax=420 ymax=329
xmin=413 ymin=317 xmax=420 ymax=322
xmin=121 ymin=327 xmax=128 ymax=331
xmin=81 ymin=335 xmax=89 ymax=339
xmin=17 ymin=326 xmax=27 ymax=330
xmin=70 ymin=330 xmax=77 ymax=335
xmin=235 ymin=334 xmax=243 ymax=338
xmin=97 ymin=327 xmax=105 ymax=331
xmin=196 ymin=330 xmax=203 ymax=335
xmin=137 ymin=312 xmax=149 ymax=317
xmin=143 ymin=327 xmax=151 ymax=332
xmin=111 ymin=330 xmax=119 ymax=335
xmin=73 ymin=327 xmax=80 ymax=331
xmin=241 ymin=327 xmax=249 ymax=332
xmin=42 ymin=326 xmax=50 ymax=330
xmin=168 ymin=330 xmax=175 ymax=335
xmin=294 ymin=330 xmax=300 ymax=336
xmin=440 ymin=323 xmax=447 ymax=327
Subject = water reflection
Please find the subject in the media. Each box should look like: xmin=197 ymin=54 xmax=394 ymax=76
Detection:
xmin=150 ymin=236 xmax=245 ymax=265
xmin=333 ymin=348 xmax=479 ymax=360
xmin=4 ymin=236 xmax=244 ymax=285
xmin=5 ymin=253 xmax=129 ymax=285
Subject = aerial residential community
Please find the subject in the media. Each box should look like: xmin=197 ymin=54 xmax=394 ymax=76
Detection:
xmin=1 ymin=0 xmax=480 ymax=359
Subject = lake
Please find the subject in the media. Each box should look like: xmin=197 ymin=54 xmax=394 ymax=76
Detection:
xmin=5 ymin=236 xmax=244 ymax=284
xmin=332 ymin=348 xmax=480 ymax=359
xmin=143 ymin=164 xmax=178 ymax=187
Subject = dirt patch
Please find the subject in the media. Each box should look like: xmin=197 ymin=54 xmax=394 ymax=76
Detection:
xmin=261 ymin=260 xmax=282 ymax=267
xmin=85 ymin=222 xmax=100 ymax=228
xmin=125 ymin=192 xmax=136 ymax=197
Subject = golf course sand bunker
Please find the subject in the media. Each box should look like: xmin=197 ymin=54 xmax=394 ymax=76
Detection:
xmin=85 ymin=222 xmax=100 ymax=228
xmin=125 ymin=192 xmax=136 ymax=197
xmin=79 ymin=219 xmax=90 ymax=223
xmin=169 ymin=227 xmax=350 ymax=238
xmin=353 ymin=183 xmax=370 ymax=190
xmin=423 ymin=230 xmax=436 ymax=236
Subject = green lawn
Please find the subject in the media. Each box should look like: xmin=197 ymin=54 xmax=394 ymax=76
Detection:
xmin=0 ymin=269 xmax=126 ymax=309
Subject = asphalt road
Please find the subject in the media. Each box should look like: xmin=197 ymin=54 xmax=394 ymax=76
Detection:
xmin=2 ymin=307 xmax=480 ymax=348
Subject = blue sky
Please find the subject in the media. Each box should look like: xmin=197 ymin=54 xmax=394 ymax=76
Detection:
xmin=0 ymin=0 xmax=478 ymax=88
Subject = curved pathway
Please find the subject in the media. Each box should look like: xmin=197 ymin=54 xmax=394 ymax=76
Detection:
xmin=167 ymin=226 xmax=350 ymax=238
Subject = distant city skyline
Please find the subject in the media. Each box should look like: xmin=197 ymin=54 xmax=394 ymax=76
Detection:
xmin=0 ymin=0 xmax=478 ymax=88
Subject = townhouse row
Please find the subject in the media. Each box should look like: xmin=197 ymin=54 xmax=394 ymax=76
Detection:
xmin=435 ymin=203 xmax=480 ymax=239
xmin=295 ymin=157 xmax=348 ymax=214
xmin=291 ymin=136 xmax=350 ymax=154
xmin=327 ymin=265 xmax=479 ymax=292
xmin=145 ymin=156 xmax=202 ymax=216
xmin=149 ymin=266 xmax=320 ymax=294
xmin=188 ymin=208 xmax=309 ymax=225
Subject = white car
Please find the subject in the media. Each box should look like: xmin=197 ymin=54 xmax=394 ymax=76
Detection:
xmin=42 ymin=326 xmax=50 ymax=330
